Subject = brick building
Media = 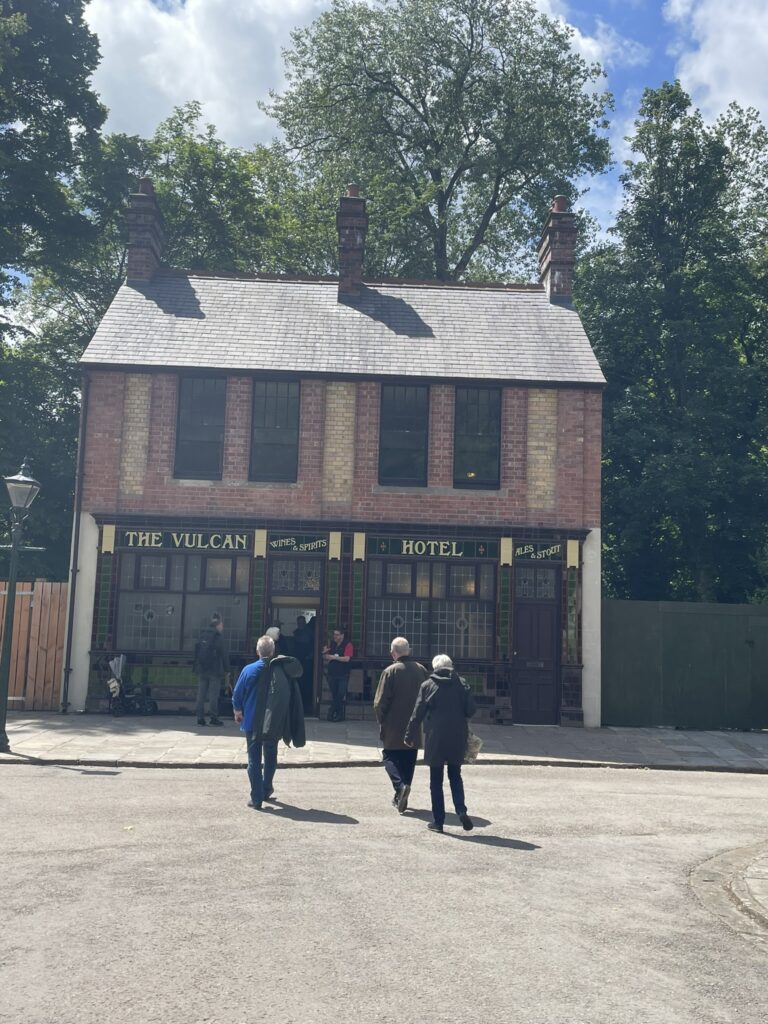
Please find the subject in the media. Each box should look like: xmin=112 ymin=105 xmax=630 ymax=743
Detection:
xmin=63 ymin=182 xmax=604 ymax=725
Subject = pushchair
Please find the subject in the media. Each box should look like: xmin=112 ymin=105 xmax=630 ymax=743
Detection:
xmin=106 ymin=656 xmax=158 ymax=716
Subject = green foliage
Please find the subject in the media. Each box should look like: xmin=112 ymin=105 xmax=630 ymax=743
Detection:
xmin=267 ymin=0 xmax=612 ymax=280
xmin=0 ymin=0 xmax=105 ymax=323
xmin=577 ymin=83 xmax=768 ymax=602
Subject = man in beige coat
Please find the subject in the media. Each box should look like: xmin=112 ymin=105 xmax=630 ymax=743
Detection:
xmin=373 ymin=636 xmax=428 ymax=813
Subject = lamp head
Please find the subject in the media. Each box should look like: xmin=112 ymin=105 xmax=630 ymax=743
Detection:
xmin=4 ymin=458 xmax=41 ymax=512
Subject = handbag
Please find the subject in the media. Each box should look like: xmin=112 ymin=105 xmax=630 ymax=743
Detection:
xmin=464 ymin=729 xmax=483 ymax=763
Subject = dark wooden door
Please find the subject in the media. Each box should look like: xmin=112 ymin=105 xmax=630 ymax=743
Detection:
xmin=513 ymin=565 xmax=560 ymax=724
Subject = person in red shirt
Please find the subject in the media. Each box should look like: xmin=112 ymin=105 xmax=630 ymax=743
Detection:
xmin=323 ymin=627 xmax=353 ymax=722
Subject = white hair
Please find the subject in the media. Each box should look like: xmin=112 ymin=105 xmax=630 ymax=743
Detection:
xmin=266 ymin=626 xmax=280 ymax=641
xmin=257 ymin=635 xmax=275 ymax=658
xmin=432 ymin=654 xmax=453 ymax=670
xmin=390 ymin=636 xmax=410 ymax=656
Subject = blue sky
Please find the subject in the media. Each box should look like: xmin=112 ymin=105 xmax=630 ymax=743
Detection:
xmin=84 ymin=0 xmax=768 ymax=231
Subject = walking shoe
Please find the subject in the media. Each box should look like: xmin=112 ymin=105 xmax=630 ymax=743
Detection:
xmin=263 ymin=787 xmax=275 ymax=801
xmin=427 ymin=821 xmax=444 ymax=833
xmin=197 ymin=718 xmax=208 ymax=726
xmin=396 ymin=784 xmax=411 ymax=814
xmin=392 ymin=793 xmax=399 ymax=808
xmin=209 ymin=717 xmax=223 ymax=726
xmin=247 ymin=800 xmax=263 ymax=810
xmin=459 ymin=813 xmax=474 ymax=831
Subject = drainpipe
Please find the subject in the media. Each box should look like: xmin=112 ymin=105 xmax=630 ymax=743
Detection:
xmin=61 ymin=371 xmax=90 ymax=713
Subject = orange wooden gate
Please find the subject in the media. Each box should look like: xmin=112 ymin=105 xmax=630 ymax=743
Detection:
xmin=0 ymin=580 xmax=68 ymax=711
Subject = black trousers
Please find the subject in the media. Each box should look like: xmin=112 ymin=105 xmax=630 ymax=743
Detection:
xmin=382 ymin=748 xmax=418 ymax=792
xmin=429 ymin=762 xmax=467 ymax=826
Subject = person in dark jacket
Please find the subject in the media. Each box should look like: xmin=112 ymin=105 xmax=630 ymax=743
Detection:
xmin=232 ymin=635 xmax=305 ymax=809
xmin=194 ymin=614 xmax=229 ymax=726
xmin=405 ymin=654 xmax=477 ymax=833
xmin=374 ymin=636 xmax=428 ymax=813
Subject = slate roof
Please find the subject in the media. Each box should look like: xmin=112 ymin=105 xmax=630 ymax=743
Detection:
xmin=81 ymin=270 xmax=605 ymax=386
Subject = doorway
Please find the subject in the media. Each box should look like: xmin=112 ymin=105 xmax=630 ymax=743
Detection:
xmin=512 ymin=563 xmax=561 ymax=724
xmin=265 ymin=554 xmax=325 ymax=715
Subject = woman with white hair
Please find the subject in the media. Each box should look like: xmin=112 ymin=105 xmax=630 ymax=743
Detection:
xmin=404 ymin=654 xmax=477 ymax=833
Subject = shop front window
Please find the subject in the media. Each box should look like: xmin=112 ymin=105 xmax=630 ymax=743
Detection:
xmin=115 ymin=552 xmax=250 ymax=654
xmin=366 ymin=559 xmax=495 ymax=660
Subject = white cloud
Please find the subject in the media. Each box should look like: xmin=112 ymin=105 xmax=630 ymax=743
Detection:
xmin=663 ymin=0 xmax=768 ymax=119
xmin=86 ymin=0 xmax=324 ymax=145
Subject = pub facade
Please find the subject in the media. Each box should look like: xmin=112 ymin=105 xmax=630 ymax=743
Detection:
xmin=64 ymin=183 xmax=604 ymax=725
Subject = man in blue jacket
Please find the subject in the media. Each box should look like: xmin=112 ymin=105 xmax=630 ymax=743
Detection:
xmin=232 ymin=634 xmax=306 ymax=810
xmin=232 ymin=634 xmax=276 ymax=809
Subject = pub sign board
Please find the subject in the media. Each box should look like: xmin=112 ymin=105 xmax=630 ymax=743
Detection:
xmin=268 ymin=533 xmax=328 ymax=554
xmin=367 ymin=536 xmax=499 ymax=559
xmin=119 ymin=530 xmax=251 ymax=551
xmin=514 ymin=542 xmax=564 ymax=561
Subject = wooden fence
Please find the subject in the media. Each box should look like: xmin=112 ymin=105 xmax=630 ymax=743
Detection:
xmin=0 ymin=580 xmax=68 ymax=711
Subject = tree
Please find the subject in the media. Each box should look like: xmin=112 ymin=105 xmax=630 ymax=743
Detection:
xmin=267 ymin=0 xmax=612 ymax=281
xmin=576 ymin=83 xmax=768 ymax=602
xmin=0 ymin=0 xmax=105 ymax=327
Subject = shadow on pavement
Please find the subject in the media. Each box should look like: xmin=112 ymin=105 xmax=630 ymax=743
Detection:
xmin=265 ymin=800 xmax=359 ymax=825
xmin=447 ymin=834 xmax=539 ymax=850
xmin=404 ymin=808 xmax=492 ymax=827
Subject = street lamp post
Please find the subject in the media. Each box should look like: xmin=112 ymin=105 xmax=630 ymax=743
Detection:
xmin=0 ymin=458 xmax=41 ymax=753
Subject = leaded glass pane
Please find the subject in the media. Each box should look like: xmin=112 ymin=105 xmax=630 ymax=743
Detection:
xmin=182 ymin=594 xmax=248 ymax=654
xmin=415 ymin=562 xmax=430 ymax=598
xmin=479 ymin=564 xmax=495 ymax=600
xmin=116 ymin=593 xmax=182 ymax=651
xmin=536 ymin=568 xmax=556 ymax=600
xmin=515 ymin=567 xmax=535 ymax=598
xmin=386 ymin=563 xmax=412 ymax=594
xmin=119 ymin=554 xmax=135 ymax=589
xmin=138 ymin=556 xmax=167 ymax=589
xmin=431 ymin=562 xmax=446 ymax=599
xmin=367 ymin=560 xmax=383 ymax=596
xmin=366 ymin=599 xmax=429 ymax=657
xmin=187 ymin=556 xmax=201 ymax=592
xmin=170 ymin=555 xmax=185 ymax=591
xmin=449 ymin=565 xmax=476 ymax=597
xmin=205 ymin=557 xmax=232 ymax=590
xmin=433 ymin=600 xmax=494 ymax=659
xmin=235 ymin=557 xmax=250 ymax=593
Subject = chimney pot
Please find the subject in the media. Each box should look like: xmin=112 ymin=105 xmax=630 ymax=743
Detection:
xmin=537 ymin=196 xmax=577 ymax=306
xmin=126 ymin=176 xmax=165 ymax=284
xmin=337 ymin=185 xmax=369 ymax=297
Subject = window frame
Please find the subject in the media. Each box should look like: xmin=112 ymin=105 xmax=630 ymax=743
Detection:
xmin=249 ymin=378 xmax=301 ymax=483
xmin=378 ymin=384 xmax=430 ymax=487
xmin=453 ymin=386 xmax=502 ymax=490
xmin=173 ymin=375 xmax=227 ymax=481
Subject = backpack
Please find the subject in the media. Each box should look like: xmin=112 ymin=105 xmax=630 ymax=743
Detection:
xmin=194 ymin=631 xmax=218 ymax=674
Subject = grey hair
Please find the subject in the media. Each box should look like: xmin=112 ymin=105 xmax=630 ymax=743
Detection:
xmin=266 ymin=626 xmax=280 ymax=641
xmin=256 ymin=635 xmax=275 ymax=658
xmin=390 ymin=636 xmax=410 ymax=656
xmin=432 ymin=654 xmax=453 ymax=670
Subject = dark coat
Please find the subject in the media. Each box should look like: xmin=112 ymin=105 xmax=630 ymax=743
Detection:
xmin=254 ymin=655 xmax=306 ymax=747
xmin=373 ymin=655 xmax=428 ymax=750
xmin=404 ymin=669 xmax=476 ymax=766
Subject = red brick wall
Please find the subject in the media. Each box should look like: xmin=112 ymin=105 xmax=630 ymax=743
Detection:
xmin=81 ymin=370 xmax=601 ymax=530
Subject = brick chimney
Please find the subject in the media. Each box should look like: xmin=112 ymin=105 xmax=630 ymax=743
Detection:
xmin=537 ymin=195 xmax=577 ymax=306
xmin=126 ymin=177 xmax=165 ymax=283
xmin=337 ymin=183 xmax=368 ymax=297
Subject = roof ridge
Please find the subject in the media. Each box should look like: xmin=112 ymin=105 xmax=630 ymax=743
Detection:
xmin=153 ymin=267 xmax=544 ymax=293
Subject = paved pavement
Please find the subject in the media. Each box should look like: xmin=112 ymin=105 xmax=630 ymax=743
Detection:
xmin=4 ymin=711 xmax=768 ymax=771
xmin=3 ymin=762 xmax=768 ymax=1024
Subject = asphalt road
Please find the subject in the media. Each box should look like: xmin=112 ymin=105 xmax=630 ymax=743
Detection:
xmin=2 ymin=763 xmax=767 ymax=1024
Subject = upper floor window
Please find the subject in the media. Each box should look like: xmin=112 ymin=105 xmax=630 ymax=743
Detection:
xmin=250 ymin=380 xmax=300 ymax=482
xmin=379 ymin=384 xmax=429 ymax=486
xmin=453 ymin=387 xmax=501 ymax=489
xmin=174 ymin=377 xmax=226 ymax=479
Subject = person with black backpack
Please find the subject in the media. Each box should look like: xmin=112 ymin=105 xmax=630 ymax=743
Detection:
xmin=193 ymin=614 xmax=229 ymax=726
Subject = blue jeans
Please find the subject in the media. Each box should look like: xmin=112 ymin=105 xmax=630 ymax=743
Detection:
xmin=429 ymin=763 xmax=467 ymax=827
xmin=247 ymin=734 xmax=278 ymax=805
